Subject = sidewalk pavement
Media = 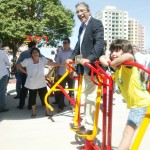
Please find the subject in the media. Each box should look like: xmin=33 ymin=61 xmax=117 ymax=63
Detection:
xmin=0 ymin=79 xmax=150 ymax=150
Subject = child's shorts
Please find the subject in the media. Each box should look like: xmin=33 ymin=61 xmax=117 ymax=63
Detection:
xmin=127 ymin=107 xmax=147 ymax=127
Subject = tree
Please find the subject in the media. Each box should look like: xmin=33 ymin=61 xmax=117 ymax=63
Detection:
xmin=0 ymin=0 xmax=75 ymax=55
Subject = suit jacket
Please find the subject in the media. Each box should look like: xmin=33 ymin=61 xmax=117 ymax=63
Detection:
xmin=70 ymin=17 xmax=104 ymax=75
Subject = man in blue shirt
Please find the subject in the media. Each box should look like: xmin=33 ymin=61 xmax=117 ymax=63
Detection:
xmin=55 ymin=37 xmax=74 ymax=112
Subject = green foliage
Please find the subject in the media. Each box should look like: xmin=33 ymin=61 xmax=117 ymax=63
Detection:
xmin=0 ymin=0 xmax=75 ymax=50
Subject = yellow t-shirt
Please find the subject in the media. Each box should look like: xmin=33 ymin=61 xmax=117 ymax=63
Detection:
xmin=114 ymin=66 xmax=150 ymax=109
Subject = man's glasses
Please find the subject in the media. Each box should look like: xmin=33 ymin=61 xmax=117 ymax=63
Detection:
xmin=76 ymin=9 xmax=88 ymax=15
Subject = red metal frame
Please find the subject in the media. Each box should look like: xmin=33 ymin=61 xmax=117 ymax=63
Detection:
xmin=45 ymin=61 xmax=114 ymax=150
xmin=71 ymin=60 xmax=150 ymax=150
xmin=78 ymin=62 xmax=113 ymax=150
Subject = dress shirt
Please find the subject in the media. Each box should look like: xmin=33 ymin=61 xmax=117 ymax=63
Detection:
xmin=56 ymin=49 xmax=73 ymax=75
xmin=79 ymin=16 xmax=91 ymax=53
xmin=0 ymin=50 xmax=10 ymax=79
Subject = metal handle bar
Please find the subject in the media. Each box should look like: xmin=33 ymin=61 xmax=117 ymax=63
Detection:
xmin=84 ymin=62 xmax=111 ymax=86
xmin=122 ymin=61 xmax=150 ymax=74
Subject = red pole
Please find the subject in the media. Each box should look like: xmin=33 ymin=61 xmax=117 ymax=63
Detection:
xmin=107 ymin=78 xmax=113 ymax=150
xmin=102 ymin=77 xmax=107 ymax=150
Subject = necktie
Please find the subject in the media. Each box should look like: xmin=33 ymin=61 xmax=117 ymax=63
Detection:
xmin=79 ymin=24 xmax=84 ymax=37
xmin=78 ymin=24 xmax=84 ymax=39
xmin=78 ymin=24 xmax=85 ymax=53
xmin=77 ymin=24 xmax=85 ymax=75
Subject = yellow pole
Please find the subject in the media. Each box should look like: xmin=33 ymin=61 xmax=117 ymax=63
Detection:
xmin=131 ymin=105 xmax=150 ymax=149
xmin=86 ymin=86 xmax=101 ymax=140
xmin=44 ymin=70 xmax=69 ymax=111
xmin=74 ymin=75 xmax=83 ymax=126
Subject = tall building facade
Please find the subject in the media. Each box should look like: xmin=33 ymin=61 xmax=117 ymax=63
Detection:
xmin=95 ymin=6 xmax=128 ymax=50
xmin=128 ymin=19 xmax=145 ymax=51
xmin=138 ymin=24 xmax=145 ymax=51
xmin=95 ymin=6 xmax=145 ymax=50
xmin=128 ymin=19 xmax=139 ymax=46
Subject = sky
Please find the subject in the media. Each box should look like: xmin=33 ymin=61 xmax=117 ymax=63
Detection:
xmin=60 ymin=0 xmax=150 ymax=49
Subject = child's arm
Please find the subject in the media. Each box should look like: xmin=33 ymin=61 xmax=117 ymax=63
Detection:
xmin=99 ymin=55 xmax=111 ymax=67
xmin=110 ymin=53 xmax=134 ymax=69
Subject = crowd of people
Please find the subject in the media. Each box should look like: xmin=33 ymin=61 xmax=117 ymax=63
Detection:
xmin=1 ymin=1 xmax=150 ymax=149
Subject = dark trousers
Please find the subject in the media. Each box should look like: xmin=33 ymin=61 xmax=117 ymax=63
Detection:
xmin=6 ymin=68 xmax=10 ymax=92
xmin=28 ymin=87 xmax=47 ymax=106
xmin=18 ymin=73 xmax=29 ymax=108
xmin=15 ymin=70 xmax=22 ymax=97
xmin=56 ymin=75 xmax=74 ymax=109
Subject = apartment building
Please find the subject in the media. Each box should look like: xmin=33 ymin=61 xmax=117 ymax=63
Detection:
xmin=95 ymin=6 xmax=128 ymax=50
xmin=95 ymin=6 xmax=145 ymax=50
xmin=138 ymin=24 xmax=145 ymax=51
xmin=128 ymin=19 xmax=145 ymax=51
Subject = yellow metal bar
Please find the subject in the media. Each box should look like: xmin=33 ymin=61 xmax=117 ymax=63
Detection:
xmin=131 ymin=105 xmax=150 ymax=149
xmin=62 ymin=88 xmax=78 ymax=91
xmin=45 ymin=67 xmax=55 ymax=80
xmin=77 ymin=86 xmax=102 ymax=140
xmin=44 ymin=70 xmax=69 ymax=111
xmin=74 ymin=75 xmax=83 ymax=127
xmin=53 ymin=88 xmax=78 ymax=91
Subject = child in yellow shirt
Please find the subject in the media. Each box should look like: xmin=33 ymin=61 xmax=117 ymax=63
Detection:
xmin=99 ymin=39 xmax=150 ymax=150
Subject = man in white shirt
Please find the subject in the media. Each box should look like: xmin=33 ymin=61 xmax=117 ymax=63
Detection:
xmin=55 ymin=37 xmax=74 ymax=112
xmin=133 ymin=45 xmax=145 ymax=66
xmin=3 ymin=46 xmax=11 ymax=95
xmin=0 ymin=39 xmax=10 ymax=112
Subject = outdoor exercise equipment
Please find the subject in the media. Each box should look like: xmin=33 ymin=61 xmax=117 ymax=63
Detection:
xmin=74 ymin=61 xmax=113 ymax=150
xmin=44 ymin=60 xmax=150 ymax=150
xmin=45 ymin=67 xmax=55 ymax=96
xmin=44 ymin=63 xmax=79 ymax=111
xmin=44 ymin=61 xmax=114 ymax=150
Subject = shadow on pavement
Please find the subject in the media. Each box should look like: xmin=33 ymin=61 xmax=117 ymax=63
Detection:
xmin=0 ymin=93 xmax=74 ymax=122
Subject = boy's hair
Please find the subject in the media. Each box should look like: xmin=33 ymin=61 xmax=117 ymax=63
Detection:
xmin=109 ymin=39 xmax=133 ymax=55
xmin=63 ymin=37 xmax=70 ymax=44
xmin=30 ymin=47 xmax=41 ymax=55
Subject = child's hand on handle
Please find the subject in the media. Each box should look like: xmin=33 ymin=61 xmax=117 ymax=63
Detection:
xmin=99 ymin=55 xmax=111 ymax=67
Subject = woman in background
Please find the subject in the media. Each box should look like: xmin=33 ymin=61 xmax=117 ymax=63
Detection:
xmin=17 ymin=47 xmax=64 ymax=117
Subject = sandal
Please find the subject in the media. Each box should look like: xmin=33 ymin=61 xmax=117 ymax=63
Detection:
xmin=31 ymin=114 xmax=36 ymax=118
xmin=45 ymin=112 xmax=53 ymax=117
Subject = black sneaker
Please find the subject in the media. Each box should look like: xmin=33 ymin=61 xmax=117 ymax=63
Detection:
xmin=17 ymin=106 xmax=23 ymax=109
xmin=0 ymin=108 xmax=9 ymax=112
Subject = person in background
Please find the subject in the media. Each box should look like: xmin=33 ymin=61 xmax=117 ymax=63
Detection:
xmin=17 ymin=47 xmax=64 ymax=117
xmin=54 ymin=45 xmax=63 ymax=61
xmin=52 ymin=45 xmax=63 ymax=105
xmin=66 ymin=2 xmax=104 ymax=135
xmin=99 ymin=39 xmax=150 ymax=150
xmin=14 ymin=43 xmax=28 ymax=99
xmin=104 ymin=40 xmax=110 ymax=56
xmin=3 ymin=46 xmax=11 ymax=95
xmin=133 ymin=45 xmax=145 ymax=66
xmin=55 ymin=37 xmax=74 ymax=113
xmin=16 ymin=41 xmax=36 ymax=109
xmin=133 ymin=45 xmax=148 ymax=91
xmin=0 ymin=39 xmax=10 ymax=112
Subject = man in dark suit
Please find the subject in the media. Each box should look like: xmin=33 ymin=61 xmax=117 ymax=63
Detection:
xmin=66 ymin=2 xmax=104 ymax=135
